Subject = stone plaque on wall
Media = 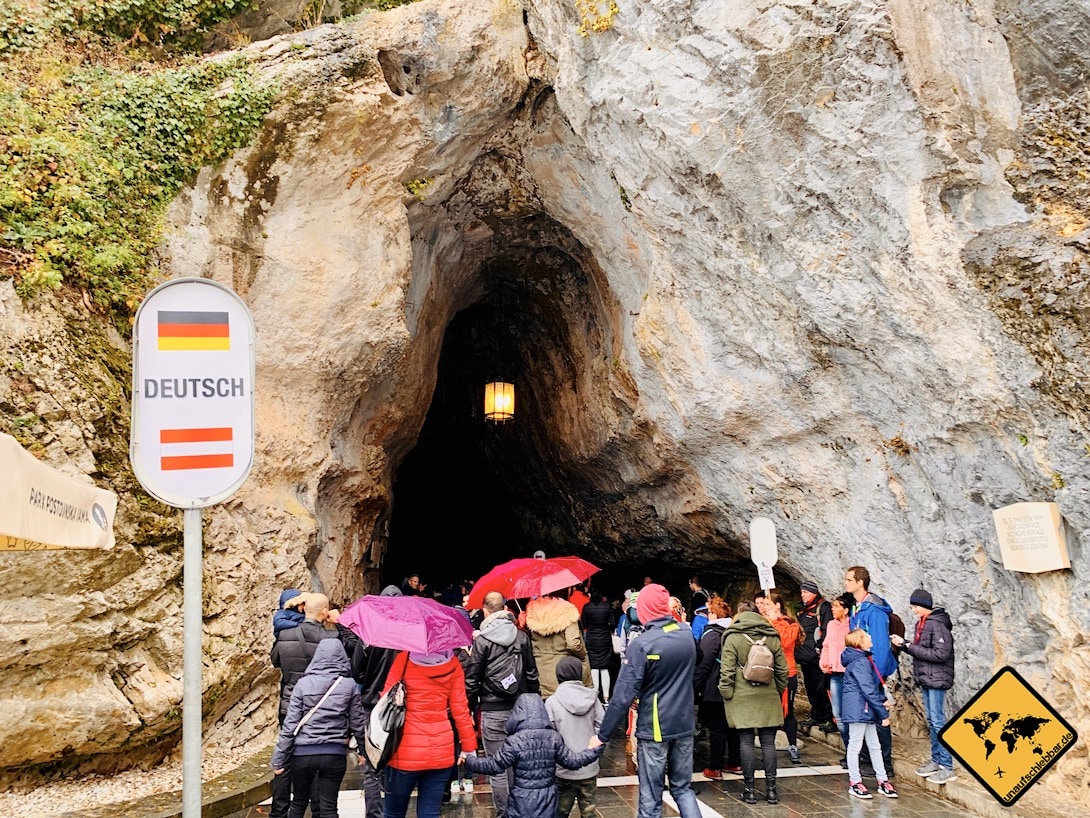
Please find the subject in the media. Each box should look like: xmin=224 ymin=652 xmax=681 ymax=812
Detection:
xmin=992 ymin=502 xmax=1070 ymax=573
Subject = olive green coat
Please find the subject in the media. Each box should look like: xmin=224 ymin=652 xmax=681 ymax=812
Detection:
xmin=526 ymin=596 xmax=593 ymax=698
xmin=718 ymin=612 xmax=789 ymax=729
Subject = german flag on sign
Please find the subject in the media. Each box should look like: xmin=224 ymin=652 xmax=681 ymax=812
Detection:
xmin=157 ymin=311 xmax=230 ymax=351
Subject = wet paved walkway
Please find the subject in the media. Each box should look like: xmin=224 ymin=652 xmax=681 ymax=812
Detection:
xmin=225 ymin=728 xmax=971 ymax=818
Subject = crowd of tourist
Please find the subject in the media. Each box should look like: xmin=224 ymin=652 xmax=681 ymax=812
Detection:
xmin=267 ymin=562 xmax=956 ymax=817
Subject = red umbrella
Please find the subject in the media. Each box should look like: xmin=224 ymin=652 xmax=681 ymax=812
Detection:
xmin=339 ymin=594 xmax=473 ymax=653
xmin=466 ymin=557 xmax=600 ymax=608
xmin=465 ymin=558 xmax=539 ymax=609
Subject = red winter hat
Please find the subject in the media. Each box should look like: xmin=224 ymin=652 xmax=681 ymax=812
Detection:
xmin=636 ymin=583 xmax=671 ymax=624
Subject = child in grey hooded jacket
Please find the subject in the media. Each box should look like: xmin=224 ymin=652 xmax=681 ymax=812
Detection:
xmin=545 ymin=656 xmax=604 ymax=818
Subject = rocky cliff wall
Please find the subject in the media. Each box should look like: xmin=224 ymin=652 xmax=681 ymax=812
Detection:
xmin=1 ymin=0 xmax=1086 ymax=804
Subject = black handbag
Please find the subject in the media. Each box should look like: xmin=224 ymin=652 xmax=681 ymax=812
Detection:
xmin=363 ymin=652 xmax=408 ymax=770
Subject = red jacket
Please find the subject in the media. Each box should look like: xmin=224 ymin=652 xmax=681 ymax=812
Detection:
xmin=382 ymin=653 xmax=477 ymax=771
xmin=568 ymin=589 xmax=590 ymax=617
xmin=770 ymin=616 xmax=802 ymax=677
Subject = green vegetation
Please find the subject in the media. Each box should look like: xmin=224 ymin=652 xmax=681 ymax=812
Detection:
xmin=0 ymin=0 xmax=257 ymax=53
xmin=0 ymin=2 xmax=275 ymax=328
xmin=404 ymin=177 xmax=432 ymax=200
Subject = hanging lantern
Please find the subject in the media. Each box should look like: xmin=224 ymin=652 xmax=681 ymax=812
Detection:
xmin=484 ymin=381 xmax=515 ymax=422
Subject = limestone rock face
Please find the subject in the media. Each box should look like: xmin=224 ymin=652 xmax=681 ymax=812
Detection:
xmin=2 ymin=0 xmax=1088 ymax=805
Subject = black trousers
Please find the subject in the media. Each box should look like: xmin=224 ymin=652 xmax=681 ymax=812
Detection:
xmin=698 ymin=701 xmax=741 ymax=769
xmin=270 ymin=755 xmax=324 ymax=818
xmin=799 ymin=660 xmax=832 ymax=723
xmin=739 ymin=727 xmax=777 ymax=788
xmin=288 ymin=754 xmax=347 ymax=818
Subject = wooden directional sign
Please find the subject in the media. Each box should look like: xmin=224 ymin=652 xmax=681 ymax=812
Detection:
xmin=130 ymin=279 xmax=256 ymax=509
xmin=939 ymin=666 xmax=1077 ymax=806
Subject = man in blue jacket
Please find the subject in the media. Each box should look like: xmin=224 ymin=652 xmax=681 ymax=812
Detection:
xmin=845 ymin=566 xmax=896 ymax=776
xmin=589 ymin=584 xmax=701 ymax=818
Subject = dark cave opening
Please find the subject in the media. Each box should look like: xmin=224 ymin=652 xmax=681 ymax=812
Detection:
xmin=377 ymin=221 xmax=781 ymax=607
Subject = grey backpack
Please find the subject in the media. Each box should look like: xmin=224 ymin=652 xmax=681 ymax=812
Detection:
xmin=741 ymin=634 xmax=775 ymax=685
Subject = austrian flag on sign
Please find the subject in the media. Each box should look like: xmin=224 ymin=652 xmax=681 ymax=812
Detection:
xmin=160 ymin=427 xmax=234 ymax=471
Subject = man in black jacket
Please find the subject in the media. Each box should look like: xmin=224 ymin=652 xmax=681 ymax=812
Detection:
xmin=892 ymin=589 xmax=957 ymax=784
xmin=270 ymin=592 xmax=339 ymax=818
xmin=797 ymin=580 xmax=835 ymax=733
xmin=464 ymin=592 xmax=540 ymax=818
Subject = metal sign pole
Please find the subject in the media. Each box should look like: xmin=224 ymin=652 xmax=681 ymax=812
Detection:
xmin=182 ymin=507 xmax=202 ymax=818
xmin=129 ymin=278 xmax=256 ymax=817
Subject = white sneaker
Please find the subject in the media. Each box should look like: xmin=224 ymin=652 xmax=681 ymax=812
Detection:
xmin=450 ymin=780 xmax=461 ymax=794
xmin=462 ymin=778 xmax=474 ymax=793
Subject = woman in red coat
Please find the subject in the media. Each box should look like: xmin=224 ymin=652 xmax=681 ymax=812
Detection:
xmin=380 ymin=650 xmax=477 ymax=818
xmin=767 ymin=591 xmax=804 ymax=765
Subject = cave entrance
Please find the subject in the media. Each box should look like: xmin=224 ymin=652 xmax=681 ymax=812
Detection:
xmin=378 ymin=240 xmax=761 ymax=603
xmin=382 ymin=249 xmax=639 ymax=599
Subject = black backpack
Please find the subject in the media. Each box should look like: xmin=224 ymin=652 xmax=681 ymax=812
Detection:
xmin=483 ymin=642 xmax=524 ymax=698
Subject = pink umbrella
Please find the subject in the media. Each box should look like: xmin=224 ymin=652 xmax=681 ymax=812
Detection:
xmin=339 ymin=594 xmax=474 ymax=653
xmin=467 ymin=556 xmax=600 ymax=607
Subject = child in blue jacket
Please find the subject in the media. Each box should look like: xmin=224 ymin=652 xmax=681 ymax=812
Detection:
xmin=841 ymin=629 xmax=899 ymax=800
xmin=465 ymin=693 xmax=601 ymax=818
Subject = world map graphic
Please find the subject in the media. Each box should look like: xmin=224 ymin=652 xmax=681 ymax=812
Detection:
xmin=963 ymin=711 xmax=1052 ymax=759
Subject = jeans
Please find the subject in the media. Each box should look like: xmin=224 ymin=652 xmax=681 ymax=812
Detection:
xmin=382 ymin=766 xmax=448 ymax=818
xmin=288 ymin=754 xmax=347 ymax=818
xmin=922 ymin=687 xmax=953 ymax=768
xmin=739 ymin=727 xmax=777 ymax=788
xmin=635 ymin=734 xmax=702 ymax=818
xmin=480 ymin=708 xmax=514 ymax=817
xmin=847 ymin=723 xmax=888 ymax=783
xmin=592 ymin=668 xmax=612 ymax=702
xmin=829 ymin=673 xmax=849 ymax=749
xmin=876 ymin=722 xmax=893 ymax=773
xmin=558 ymin=777 xmax=597 ymax=818
xmin=800 ymin=660 xmax=832 ymax=723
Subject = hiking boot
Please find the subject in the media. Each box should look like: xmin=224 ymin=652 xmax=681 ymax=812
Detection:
xmin=800 ymin=718 xmax=814 ymax=732
xmin=741 ymin=785 xmax=757 ymax=804
xmin=877 ymin=781 xmax=899 ymax=798
xmin=849 ymin=782 xmax=872 ymax=799
xmin=915 ymin=761 xmax=941 ymax=777
xmin=702 ymin=768 xmax=721 ymax=780
xmin=930 ymin=768 xmax=958 ymax=784
xmin=788 ymin=745 xmax=801 ymax=764
xmin=819 ymin=721 xmax=838 ymax=733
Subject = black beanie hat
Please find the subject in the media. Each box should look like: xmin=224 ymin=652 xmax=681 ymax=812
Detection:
xmin=556 ymin=657 xmax=583 ymax=684
xmin=909 ymin=588 xmax=933 ymax=609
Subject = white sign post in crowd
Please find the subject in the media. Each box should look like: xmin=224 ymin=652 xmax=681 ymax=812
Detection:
xmin=750 ymin=516 xmax=778 ymax=594
xmin=130 ymin=278 xmax=256 ymax=818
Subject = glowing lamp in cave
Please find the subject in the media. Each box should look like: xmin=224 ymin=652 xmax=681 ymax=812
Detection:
xmin=484 ymin=381 xmax=515 ymax=422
